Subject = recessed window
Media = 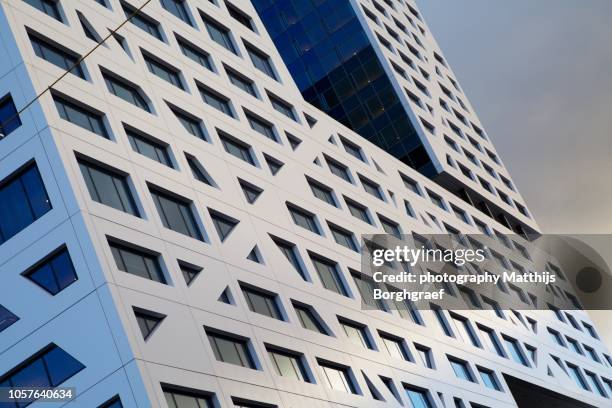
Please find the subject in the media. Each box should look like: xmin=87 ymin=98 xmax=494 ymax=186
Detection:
xmin=143 ymin=52 xmax=184 ymax=89
xmin=199 ymin=85 xmax=234 ymax=117
xmin=0 ymin=304 xmax=18 ymax=332
xmin=340 ymin=137 xmax=364 ymax=161
xmin=78 ymin=159 xmax=139 ymax=216
xmin=24 ymin=0 xmax=62 ymax=21
xmin=478 ymin=367 xmax=501 ymax=391
xmin=122 ymin=2 xmax=164 ymax=41
xmin=219 ymin=132 xmax=255 ymax=165
xmin=98 ymin=395 xmax=123 ymax=408
xmin=103 ymin=70 xmax=150 ymax=112
xmin=339 ymin=317 xmax=373 ymax=350
xmin=292 ymin=301 xmax=328 ymax=334
xmin=379 ymin=331 xmax=410 ymax=361
xmin=359 ymin=175 xmax=384 ymax=200
xmin=238 ymin=179 xmax=262 ymax=204
xmin=263 ymin=154 xmax=283 ymax=175
xmin=414 ymin=344 xmax=433 ymax=368
xmin=272 ymin=236 xmax=306 ymax=280
xmin=246 ymin=43 xmax=277 ymax=80
xmin=567 ymin=363 xmax=588 ymax=390
xmin=328 ymin=222 xmax=357 ymax=252
xmin=206 ymin=328 xmax=256 ymax=368
xmin=0 ymin=344 xmax=84 ymax=398
xmin=326 ymin=157 xmax=351 ymax=182
xmin=0 ymin=162 xmax=52 ymax=245
xmin=400 ymin=173 xmax=421 ymax=195
xmin=585 ymin=371 xmax=606 ymax=397
xmin=109 ymin=240 xmax=166 ymax=283
xmin=448 ymin=356 xmax=475 ymax=382
xmin=209 ymin=208 xmax=239 ymax=242
xmin=345 ymin=197 xmax=371 ymax=224
xmin=245 ymin=111 xmax=277 ymax=142
xmin=150 ymin=187 xmax=203 ymax=240
xmin=267 ymin=346 xmax=310 ymax=382
xmin=201 ymin=13 xmax=237 ymax=53
xmin=310 ymin=254 xmax=347 ymax=296
xmin=451 ymin=205 xmax=470 ymax=224
xmin=163 ymin=386 xmax=215 ymax=408
xmin=177 ymin=36 xmax=213 ymax=71
xmin=287 ymin=204 xmax=320 ymax=234
xmin=169 ymin=105 xmax=207 ymax=140
xmin=378 ymin=214 xmax=401 ymax=238
xmin=405 ymin=386 xmax=434 ymax=408
xmin=566 ymin=337 xmax=583 ymax=355
xmin=226 ymin=1 xmax=255 ymax=31
xmin=0 ymin=94 xmax=21 ymax=137
xmin=318 ymin=360 xmax=358 ymax=394
xmin=125 ymin=127 xmax=173 ymax=167
xmin=133 ymin=307 xmax=165 ymax=340
xmin=352 ymin=271 xmax=386 ymax=311
xmin=226 ymin=66 xmax=257 ymax=97
xmin=53 ymin=94 xmax=108 ymax=138
xmin=478 ymin=325 xmax=504 ymax=357
xmin=268 ymin=92 xmax=296 ymax=121
xmin=160 ymin=0 xmax=192 ymax=25
xmin=307 ymin=178 xmax=336 ymax=207
xmin=22 ymin=246 xmax=77 ymax=295
xmin=29 ymin=32 xmax=85 ymax=79
xmin=449 ymin=313 xmax=479 ymax=347
xmin=186 ymin=154 xmax=215 ymax=186
xmin=179 ymin=261 xmax=201 ymax=285
xmin=241 ymin=284 xmax=282 ymax=320
xmin=502 ymin=336 xmax=528 ymax=366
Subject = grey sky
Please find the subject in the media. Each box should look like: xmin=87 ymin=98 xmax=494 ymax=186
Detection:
xmin=418 ymin=0 xmax=612 ymax=234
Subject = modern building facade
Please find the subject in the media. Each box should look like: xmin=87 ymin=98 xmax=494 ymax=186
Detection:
xmin=0 ymin=0 xmax=609 ymax=408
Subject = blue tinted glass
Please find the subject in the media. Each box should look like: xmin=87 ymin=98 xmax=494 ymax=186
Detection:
xmin=9 ymin=359 xmax=50 ymax=389
xmin=28 ymin=263 xmax=59 ymax=294
xmin=43 ymin=346 xmax=85 ymax=386
xmin=0 ymin=94 xmax=22 ymax=136
xmin=20 ymin=166 xmax=52 ymax=218
xmin=0 ymin=304 xmax=19 ymax=332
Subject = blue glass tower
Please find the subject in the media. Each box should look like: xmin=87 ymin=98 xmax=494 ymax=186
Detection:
xmin=252 ymin=0 xmax=435 ymax=176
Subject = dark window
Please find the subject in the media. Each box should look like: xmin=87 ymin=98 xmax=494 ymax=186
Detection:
xmin=0 ymin=163 xmax=52 ymax=245
xmin=163 ymin=386 xmax=214 ymax=408
xmin=98 ymin=395 xmax=123 ymax=408
xmin=567 ymin=363 xmax=588 ymax=390
xmin=177 ymin=36 xmax=213 ymax=70
xmin=359 ymin=176 xmax=383 ymax=200
xmin=209 ymin=208 xmax=238 ymax=242
xmin=226 ymin=67 xmax=257 ymax=97
xmin=310 ymin=255 xmax=346 ymax=296
xmin=0 ymin=94 xmax=22 ymax=137
xmin=78 ymin=11 xmax=101 ymax=43
xmin=246 ymin=44 xmax=276 ymax=80
xmin=186 ymin=154 xmax=215 ymax=186
xmin=109 ymin=240 xmax=166 ymax=283
xmin=126 ymin=128 xmax=172 ymax=167
xmin=122 ymin=2 xmax=163 ymax=40
xmin=267 ymin=347 xmax=309 ymax=382
xmin=160 ymin=0 xmax=192 ymax=25
xmin=328 ymin=223 xmax=357 ymax=251
xmin=0 ymin=304 xmax=19 ymax=332
xmin=23 ymin=246 xmax=77 ymax=295
xmin=29 ymin=33 xmax=85 ymax=79
xmin=308 ymin=178 xmax=336 ymax=206
xmin=263 ymin=154 xmax=283 ymax=175
xmin=378 ymin=215 xmax=401 ymax=238
xmin=585 ymin=371 xmax=606 ymax=397
xmin=292 ymin=301 xmax=327 ymax=334
xmin=206 ymin=328 xmax=255 ymax=368
xmin=272 ymin=236 xmax=306 ymax=280
xmin=287 ymin=204 xmax=319 ymax=234
xmin=201 ymin=14 xmax=236 ymax=53
xmin=318 ymin=360 xmax=357 ymax=394
xmin=238 ymin=179 xmax=262 ymax=204
xmin=345 ymin=197 xmax=371 ymax=224
xmin=133 ymin=307 xmax=165 ymax=340
xmin=241 ymin=284 xmax=282 ymax=320
xmin=286 ymin=132 xmax=301 ymax=150
xmin=170 ymin=105 xmax=206 ymax=140
xmin=327 ymin=157 xmax=351 ymax=182
xmin=103 ymin=71 xmax=150 ymax=112
xmin=150 ymin=187 xmax=202 ymax=240
xmin=219 ymin=132 xmax=255 ymax=165
xmin=0 ymin=344 xmax=84 ymax=405
xmin=179 ymin=261 xmax=201 ymax=285
xmin=268 ymin=93 xmax=296 ymax=120
xmin=53 ymin=94 xmax=108 ymax=138
xmin=340 ymin=137 xmax=364 ymax=161
xmin=24 ymin=0 xmax=62 ymax=21
xmin=226 ymin=1 xmax=254 ymax=30
xmin=400 ymin=174 xmax=421 ymax=195
xmin=246 ymin=112 xmax=276 ymax=141
xmin=199 ymin=86 xmax=233 ymax=117
xmin=79 ymin=159 xmax=139 ymax=216
xmin=352 ymin=272 xmax=386 ymax=311
xmin=144 ymin=53 xmax=184 ymax=89
xmin=232 ymin=398 xmax=276 ymax=408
